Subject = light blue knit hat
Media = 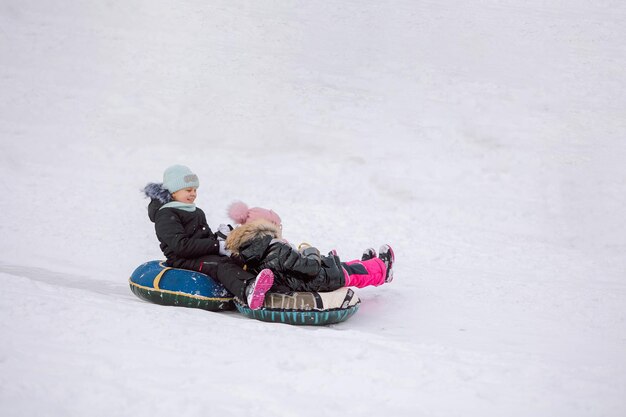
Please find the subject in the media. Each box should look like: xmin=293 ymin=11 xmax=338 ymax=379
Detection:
xmin=162 ymin=165 xmax=199 ymax=193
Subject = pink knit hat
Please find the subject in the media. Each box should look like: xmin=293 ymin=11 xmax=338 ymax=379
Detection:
xmin=228 ymin=201 xmax=282 ymax=226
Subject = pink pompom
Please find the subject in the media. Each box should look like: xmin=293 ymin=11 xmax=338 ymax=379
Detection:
xmin=228 ymin=201 xmax=250 ymax=224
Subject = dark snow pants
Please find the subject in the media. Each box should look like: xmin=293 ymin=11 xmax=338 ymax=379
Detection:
xmin=196 ymin=255 xmax=254 ymax=300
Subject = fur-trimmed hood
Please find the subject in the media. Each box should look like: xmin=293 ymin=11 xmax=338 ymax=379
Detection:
xmin=225 ymin=219 xmax=282 ymax=255
xmin=143 ymin=182 xmax=173 ymax=222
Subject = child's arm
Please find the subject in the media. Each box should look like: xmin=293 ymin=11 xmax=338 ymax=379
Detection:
xmin=280 ymin=244 xmax=322 ymax=278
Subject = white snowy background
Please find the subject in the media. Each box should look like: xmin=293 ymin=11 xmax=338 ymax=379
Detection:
xmin=1 ymin=1 xmax=625 ymax=416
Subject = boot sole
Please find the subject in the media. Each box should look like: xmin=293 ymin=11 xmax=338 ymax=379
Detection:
xmin=380 ymin=244 xmax=395 ymax=283
xmin=248 ymin=269 xmax=275 ymax=310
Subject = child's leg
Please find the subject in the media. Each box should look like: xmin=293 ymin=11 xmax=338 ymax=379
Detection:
xmin=342 ymin=258 xmax=387 ymax=288
xmin=199 ymin=256 xmax=255 ymax=300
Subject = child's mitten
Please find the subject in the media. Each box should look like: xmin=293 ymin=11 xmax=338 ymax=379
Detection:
xmin=216 ymin=223 xmax=234 ymax=241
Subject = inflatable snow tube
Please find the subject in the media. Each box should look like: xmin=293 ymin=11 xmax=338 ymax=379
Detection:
xmin=129 ymin=260 xmax=235 ymax=311
xmin=235 ymin=287 xmax=360 ymax=325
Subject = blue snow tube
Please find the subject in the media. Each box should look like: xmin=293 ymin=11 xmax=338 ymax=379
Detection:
xmin=235 ymin=287 xmax=361 ymax=325
xmin=129 ymin=260 xmax=235 ymax=311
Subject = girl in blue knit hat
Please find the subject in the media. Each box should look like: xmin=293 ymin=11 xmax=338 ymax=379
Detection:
xmin=143 ymin=165 xmax=273 ymax=309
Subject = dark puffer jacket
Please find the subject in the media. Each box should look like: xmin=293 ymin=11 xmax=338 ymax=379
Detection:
xmin=144 ymin=183 xmax=220 ymax=270
xmin=225 ymin=219 xmax=345 ymax=293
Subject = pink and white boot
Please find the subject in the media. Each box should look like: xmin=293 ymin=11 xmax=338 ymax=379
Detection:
xmin=246 ymin=269 xmax=275 ymax=310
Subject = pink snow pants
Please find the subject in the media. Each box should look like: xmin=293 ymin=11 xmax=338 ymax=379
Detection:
xmin=342 ymin=258 xmax=387 ymax=288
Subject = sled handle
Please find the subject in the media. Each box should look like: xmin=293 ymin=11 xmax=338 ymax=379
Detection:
xmin=153 ymin=267 xmax=172 ymax=290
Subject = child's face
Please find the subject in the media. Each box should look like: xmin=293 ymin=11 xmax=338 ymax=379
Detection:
xmin=171 ymin=187 xmax=197 ymax=204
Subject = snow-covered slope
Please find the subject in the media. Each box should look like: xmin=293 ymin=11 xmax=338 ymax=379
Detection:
xmin=1 ymin=1 xmax=625 ymax=416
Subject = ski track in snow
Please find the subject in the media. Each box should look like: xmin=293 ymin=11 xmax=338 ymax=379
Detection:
xmin=0 ymin=263 xmax=131 ymax=299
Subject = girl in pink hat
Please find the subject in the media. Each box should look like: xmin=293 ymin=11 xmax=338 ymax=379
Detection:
xmin=224 ymin=201 xmax=395 ymax=309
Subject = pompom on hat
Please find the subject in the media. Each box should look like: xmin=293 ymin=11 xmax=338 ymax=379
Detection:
xmin=162 ymin=165 xmax=199 ymax=194
xmin=228 ymin=201 xmax=282 ymax=226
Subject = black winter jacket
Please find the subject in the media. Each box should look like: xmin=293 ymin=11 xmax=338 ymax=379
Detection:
xmin=145 ymin=186 xmax=220 ymax=270
xmin=227 ymin=220 xmax=345 ymax=293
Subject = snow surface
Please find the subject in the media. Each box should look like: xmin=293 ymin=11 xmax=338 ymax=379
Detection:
xmin=1 ymin=1 xmax=625 ymax=416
